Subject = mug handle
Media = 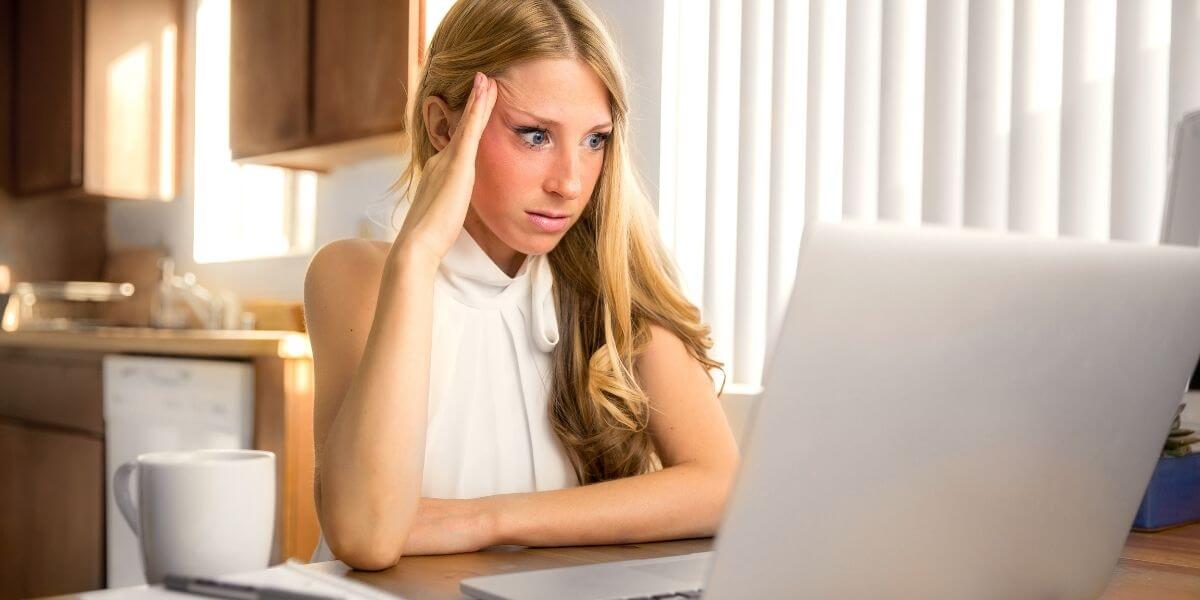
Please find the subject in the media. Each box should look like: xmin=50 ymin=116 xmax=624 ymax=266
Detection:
xmin=113 ymin=460 xmax=140 ymax=537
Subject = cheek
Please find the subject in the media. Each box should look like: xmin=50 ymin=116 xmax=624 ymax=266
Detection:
xmin=473 ymin=125 xmax=542 ymax=215
xmin=583 ymin=156 xmax=604 ymax=198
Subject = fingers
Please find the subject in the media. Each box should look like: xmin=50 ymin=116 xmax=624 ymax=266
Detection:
xmin=447 ymin=72 xmax=496 ymax=164
xmin=449 ymin=73 xmax=480 ymax=140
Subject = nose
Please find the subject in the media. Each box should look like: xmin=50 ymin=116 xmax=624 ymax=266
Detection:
xmin=543 ymin=147 xmax=582 ymax=201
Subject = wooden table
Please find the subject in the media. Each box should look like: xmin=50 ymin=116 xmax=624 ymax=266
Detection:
xmin=48 ymin=522 xmax=1200 ymax=599
xmin=1111 ymin=523 xmax=1200 ymax=598
xmin=318 ymin=523 xmax=1200 ymax=599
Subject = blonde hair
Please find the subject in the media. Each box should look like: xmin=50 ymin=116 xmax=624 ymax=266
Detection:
xmin=398 ymin=0 xmax=723 ymax=484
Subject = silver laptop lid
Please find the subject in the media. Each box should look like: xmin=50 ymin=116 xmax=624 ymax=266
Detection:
xmin=704 ymin=221 xmax=1200 ymax=599
xmin=1162 ymin=110 xmax=1200 ymax=246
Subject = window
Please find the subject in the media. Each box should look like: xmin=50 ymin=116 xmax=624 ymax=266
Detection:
xmin=659 ymin=0 xmax=1200 ymax=388
xmin=192 ymin=0 xmax=317 ymax=264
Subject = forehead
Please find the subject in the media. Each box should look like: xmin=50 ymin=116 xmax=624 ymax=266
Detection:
xmin=493 ymin=58 xmax=611 ymax=129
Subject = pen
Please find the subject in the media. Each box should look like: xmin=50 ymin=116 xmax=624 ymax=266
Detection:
xmin=163 ymin=573 xmax=345 ymax=600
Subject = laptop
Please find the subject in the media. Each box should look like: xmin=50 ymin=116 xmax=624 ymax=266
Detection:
xmin=1162 ymin=109 xmax=1200 ymax=246
xmin=461 ymin=220 xmax=1200 ymax=599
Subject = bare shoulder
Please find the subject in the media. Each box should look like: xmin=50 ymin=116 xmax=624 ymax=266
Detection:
xmin=303 ymin=239 xmax=391 ymax=341
xmin=305 ymin=239 xmax=389 ymax=303
xmin=637 ymin=322 xmax=691 ymax=366
xmin=306 ymin=238 xmax=390 ymax=285
xmin=635 ymin=322 xmax=709 ymax=395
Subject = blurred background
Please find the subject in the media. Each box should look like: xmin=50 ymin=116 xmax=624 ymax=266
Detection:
xmin=1 ymin=0 xmax=1199 ymax=597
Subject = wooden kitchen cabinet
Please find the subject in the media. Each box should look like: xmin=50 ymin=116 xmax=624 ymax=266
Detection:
xmin=0 ymin=422 xmax=104 ymax=599
xmin=12 ymin=0 xmax=85 ymax=196
xmin=230 ymin=0 xmax=423 ymax=171
xmin=253 ymin=356 xmax=320 ymax=563
xmin=1 ymin=0 xmax=181 ymax=200
xmin=0 ymin=0 xmax=13 ymax=192
xmin=0 ymin=351 xmax=104 ymax=599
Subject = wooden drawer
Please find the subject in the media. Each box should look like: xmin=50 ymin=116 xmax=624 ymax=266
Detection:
xmin=0 ymin=350 xmax=103 ymax=435
xmin=0 ymin=419 xmax=103 ymax=598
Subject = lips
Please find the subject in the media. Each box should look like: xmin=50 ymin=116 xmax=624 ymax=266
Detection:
xmin=525 ymin=210 xmax=570 ymax=233
xmin=526 ymin=209 xmax=568 ymax=219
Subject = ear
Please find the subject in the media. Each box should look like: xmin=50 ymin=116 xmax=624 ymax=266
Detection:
xmin=422 ymin=95 xmax=463 ymax=152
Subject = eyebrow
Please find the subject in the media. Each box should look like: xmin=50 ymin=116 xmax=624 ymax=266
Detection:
xmin=510 ymin=108 xmax=612 ymax=132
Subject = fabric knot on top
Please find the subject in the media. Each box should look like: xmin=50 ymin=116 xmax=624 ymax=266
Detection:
xmin=438 ymin=228 xmax=560 ymax=353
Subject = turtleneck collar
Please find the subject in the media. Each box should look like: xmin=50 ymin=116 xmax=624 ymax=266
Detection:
xmin=437 ymin=227 xmax=560 ymax=353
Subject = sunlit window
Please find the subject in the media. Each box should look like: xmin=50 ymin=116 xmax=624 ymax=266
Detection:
xmin=192 ymin=0 xmax=316 ymax=264
xmin=426 ymin=0 xmax=455 ymax=39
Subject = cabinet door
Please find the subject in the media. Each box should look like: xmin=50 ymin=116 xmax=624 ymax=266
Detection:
xmin=229 ymin=0 xmax=312 ymax=159
xmin=81 ymin=0 xmax=182 ymax=201
xmin=0 ymin=419 xmax=103 ymax=598
xmin=311 ymin=0 xmax=417 ymax=144
xmin=14 ymin=0 xmax=84 ymax=195
xmin=0 ymin=0 xmax=14 ymax=192
xmin=0 ymin=352 xmax=104 ymax=434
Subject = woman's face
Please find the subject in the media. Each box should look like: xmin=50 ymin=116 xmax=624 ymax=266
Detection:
xmin=467 ymin=58 xmax=612 ymax=265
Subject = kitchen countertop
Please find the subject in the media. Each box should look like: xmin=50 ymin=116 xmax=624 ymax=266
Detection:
xmin=0 ymin=327 xmax=311 ymax=358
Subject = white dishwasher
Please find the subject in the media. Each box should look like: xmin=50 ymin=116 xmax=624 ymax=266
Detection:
xmin=102 ymin=354 xmax=255 ymax=588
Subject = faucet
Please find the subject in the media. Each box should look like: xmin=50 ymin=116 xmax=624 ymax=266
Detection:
xmin=152 ymin=258 xmax=240 ymax=329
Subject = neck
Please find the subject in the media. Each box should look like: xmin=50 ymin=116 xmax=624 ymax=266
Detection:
xmin=464 ymin=209 xmax=527 ymax=277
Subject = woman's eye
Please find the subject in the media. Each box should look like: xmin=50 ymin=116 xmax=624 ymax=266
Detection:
xmin=587 ymin=132 xmax=611 ymax=151
xmin=516 ymin=127 xmax=549 ymax=148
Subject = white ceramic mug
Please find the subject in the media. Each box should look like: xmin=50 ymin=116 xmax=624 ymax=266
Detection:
xmin=113 ymin=449 xmax=276 ymax=583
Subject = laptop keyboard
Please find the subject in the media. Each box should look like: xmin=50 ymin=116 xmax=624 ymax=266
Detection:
xmin=624 ymin=590 xmax=703 ymax=599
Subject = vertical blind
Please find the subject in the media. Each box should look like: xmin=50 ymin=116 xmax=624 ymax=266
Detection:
xmin=657 ymin=0 xmax=1200 ymax=388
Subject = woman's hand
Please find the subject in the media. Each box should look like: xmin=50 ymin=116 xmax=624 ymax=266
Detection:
xmin=391 ymin=72 xmax=498 ymax=271
xmin=400 ymin=497 xmax=500 ymax=556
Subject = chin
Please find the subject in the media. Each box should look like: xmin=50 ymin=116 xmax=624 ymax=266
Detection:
xmin=509 ymin=232 xmax=566 ymax=257
xmin=497 ymin=222 xmax=571 ymax=257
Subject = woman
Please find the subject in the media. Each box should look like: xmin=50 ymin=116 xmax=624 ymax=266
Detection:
xmin=304 ymin=0 xmax=739 ymax=570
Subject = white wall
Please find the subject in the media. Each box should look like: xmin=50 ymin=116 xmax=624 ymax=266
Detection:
xmin=107 ymin=157 xmax=401 ymax=301
xmin=586 ymin=0 xmax=665 ymax=208
xmin=108 ymin=0 xmax=665 ymax=303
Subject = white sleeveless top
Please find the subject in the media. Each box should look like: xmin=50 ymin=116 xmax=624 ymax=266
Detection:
xmin=310 ymin=228 xmax=580 ymax=562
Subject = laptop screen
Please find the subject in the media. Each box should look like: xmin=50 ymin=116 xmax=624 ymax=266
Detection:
xmin=1162 ymin=110 xmax=1200 ymax=246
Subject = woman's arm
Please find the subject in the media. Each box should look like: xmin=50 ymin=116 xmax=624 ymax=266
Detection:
xmin=488 ymin=455 xmax=736 ymax=547
xmin=305 ymin=242 xmax=437 ymax=570
xmin=489 ymin=323 xmax=741 ymax=546
xmin=305 ymin=73 xmax=498 ymax=570
xmin=399 ymin=323 xmax=740 ymax=553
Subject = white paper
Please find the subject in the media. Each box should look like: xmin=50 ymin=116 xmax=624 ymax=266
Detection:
xmin=79 ymin=560 xmax=405 ymax=600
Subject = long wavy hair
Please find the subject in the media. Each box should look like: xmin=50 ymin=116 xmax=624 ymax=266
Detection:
xmin=396 ymin=0 xmax=723 ymax=484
